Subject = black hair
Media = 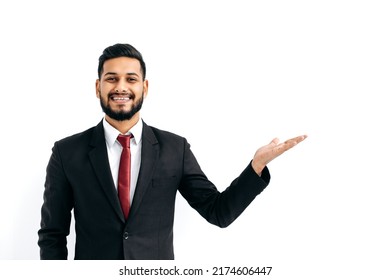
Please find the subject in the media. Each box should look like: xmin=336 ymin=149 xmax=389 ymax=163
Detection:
xmin=98 ymin=43 xmax=146 ymax=80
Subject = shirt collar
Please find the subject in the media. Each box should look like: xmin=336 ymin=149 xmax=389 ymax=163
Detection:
xmin=103 ymin=117 xmax=143 ymax=148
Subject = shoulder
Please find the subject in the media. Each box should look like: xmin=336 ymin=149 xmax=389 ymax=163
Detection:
xmin=150 ymin=126 xmax=184 ymax=141
xmin=56 ymin=127 xmax=95 ymax=144
xmin=54 ymin=121 xmax=103 ymax=150
xmin=143 ymin=122 xmax=188 ymax=147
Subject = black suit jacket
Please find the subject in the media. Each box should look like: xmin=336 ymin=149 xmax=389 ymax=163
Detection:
xmin=38 ymin=120 xmax=270 ymax=260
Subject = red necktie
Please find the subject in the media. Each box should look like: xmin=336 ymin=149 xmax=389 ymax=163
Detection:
xmin=117 ymin=134 xmax=133 ymax=220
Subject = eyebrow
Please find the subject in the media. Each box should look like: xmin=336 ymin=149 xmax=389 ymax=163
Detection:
xmin=104 ymin=72 xmax=139 ymax=77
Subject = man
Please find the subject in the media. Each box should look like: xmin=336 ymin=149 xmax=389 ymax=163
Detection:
xmin=38 ymin=43 xmax=307 ymax=260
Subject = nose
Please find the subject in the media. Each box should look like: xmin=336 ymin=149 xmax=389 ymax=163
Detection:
xmin=115 ymin=88 xmax=127 ymax=93
xmin=115 ymin=78 xmax=128 ymax=93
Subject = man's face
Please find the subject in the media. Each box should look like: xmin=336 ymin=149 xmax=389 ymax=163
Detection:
xmin=96 ymin=57 xmax=148 ymax=121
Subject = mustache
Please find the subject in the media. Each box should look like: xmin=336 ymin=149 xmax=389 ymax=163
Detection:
xmin=108 ymin=92 xmax=136 ymax=99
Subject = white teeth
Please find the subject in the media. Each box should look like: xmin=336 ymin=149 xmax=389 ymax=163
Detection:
xmin=112 ymin=97 xmax=130 ymax=101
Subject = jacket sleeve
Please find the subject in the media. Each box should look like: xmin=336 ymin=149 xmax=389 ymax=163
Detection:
xmin=178 ymin=140 xmax=270 ymax=228
xmin=38 ymin=142 xmax=74 ymax=259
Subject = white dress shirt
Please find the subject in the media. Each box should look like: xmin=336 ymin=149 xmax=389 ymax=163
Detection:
xmin=103 ymin=117 xmax=143 ymax=204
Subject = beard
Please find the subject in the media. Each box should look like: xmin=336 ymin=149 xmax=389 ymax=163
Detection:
xmin=99 ymin=92 xmax=144 ymax=121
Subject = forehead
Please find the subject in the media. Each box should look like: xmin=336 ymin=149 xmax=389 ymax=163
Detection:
xmin=102 ymin=57 xmax=142 ymax=75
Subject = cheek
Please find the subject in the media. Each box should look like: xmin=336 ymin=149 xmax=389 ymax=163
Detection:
xmin=98 ymin=85 xmax=112 ymax=98
xmin=136 ymin=85 xmax=146 ymax=95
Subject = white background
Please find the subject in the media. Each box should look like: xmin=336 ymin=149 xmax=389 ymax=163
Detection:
xmin=0 ymin=0 xmax=390 ymax=279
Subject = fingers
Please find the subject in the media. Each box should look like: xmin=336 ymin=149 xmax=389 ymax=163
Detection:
xmin=269 ymin=135 xmax=307 ymax=154
xmin=281 ymin=135 xmax=307 ymax=150
xmin=270 ymin=135 xmax=306 ymax=147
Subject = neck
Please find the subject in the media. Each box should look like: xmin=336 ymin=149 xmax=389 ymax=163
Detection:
xmin=105 ymin=113 xmax=140 ymax=134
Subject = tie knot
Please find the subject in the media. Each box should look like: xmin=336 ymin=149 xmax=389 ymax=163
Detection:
xmin=117 ymin=134 xmax=133 ymax=148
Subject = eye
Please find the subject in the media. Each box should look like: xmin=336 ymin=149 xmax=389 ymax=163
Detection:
xmin=105 ymin=77 xmax=117 ymax=82
xmin=127 ymin=77 xmax=137 ymax=82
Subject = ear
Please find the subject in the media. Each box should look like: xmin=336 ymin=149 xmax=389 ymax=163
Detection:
xmin=143 ymin=79 xmax=149 ymax=98
xmin=95 ymin=79 xmax=101 ymax=98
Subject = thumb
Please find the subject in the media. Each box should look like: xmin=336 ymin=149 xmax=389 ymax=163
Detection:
xmin=270 ymin=138 xmax=280 ymax=146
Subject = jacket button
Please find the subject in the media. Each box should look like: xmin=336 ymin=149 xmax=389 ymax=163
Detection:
xmin=123 ymin=232 xmax=129 ymax=240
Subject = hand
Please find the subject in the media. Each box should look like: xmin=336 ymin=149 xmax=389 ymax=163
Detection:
xmin=251 ymin=135 xmax=307 ymax=175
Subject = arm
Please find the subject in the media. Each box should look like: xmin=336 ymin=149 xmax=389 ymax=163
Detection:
xmin=178 ymin=141 xmax=270 ymax=228
xmin=38 ymin=142 xmax=74 ymax=260
xmin=179 ymin=135 xmax=307 ymax=228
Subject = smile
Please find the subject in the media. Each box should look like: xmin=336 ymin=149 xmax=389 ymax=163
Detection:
xmin=109 ymin=94 xmax=134 ymax=103
xmin=112 ymin=96 xmax=130 ymax=101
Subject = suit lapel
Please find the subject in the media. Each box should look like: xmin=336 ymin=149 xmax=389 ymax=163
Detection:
xmin=88 ymin=121 xmax=125 ymax=222
xmin=128 ymin=122 xmax=159 ymax=220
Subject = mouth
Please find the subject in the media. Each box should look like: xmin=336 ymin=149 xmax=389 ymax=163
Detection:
xmin=109 ymin=94 xmax=134 ymax=103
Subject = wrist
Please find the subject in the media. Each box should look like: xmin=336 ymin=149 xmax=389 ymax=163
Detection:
xmin=251 ymin=160 xmax=265 ymax=176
